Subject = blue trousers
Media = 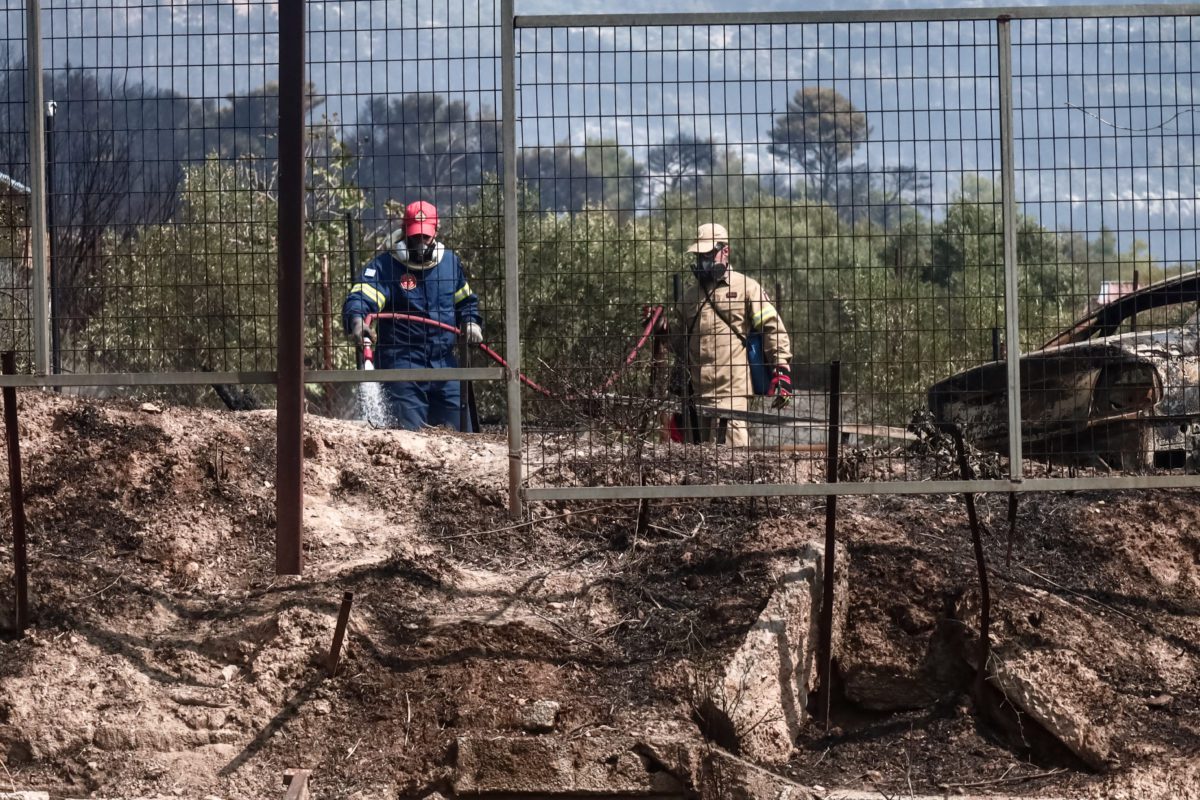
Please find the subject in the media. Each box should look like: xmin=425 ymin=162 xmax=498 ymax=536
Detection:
xmin=384 ymin=379 xmax=471 ymax=432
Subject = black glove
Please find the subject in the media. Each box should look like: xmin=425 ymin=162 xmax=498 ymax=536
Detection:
xmin=641 ymin=304 xmax=668 ymax=335
xmin=348 ymin=316 xmax=370 ymax=346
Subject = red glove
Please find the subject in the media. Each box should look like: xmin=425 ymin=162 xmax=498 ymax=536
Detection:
xmin=768 ymin=364 xmax=792 ymax=409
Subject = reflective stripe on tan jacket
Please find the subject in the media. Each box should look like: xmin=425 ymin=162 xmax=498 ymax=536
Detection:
xmin=670 ymin=269 xmax=793 ymax=411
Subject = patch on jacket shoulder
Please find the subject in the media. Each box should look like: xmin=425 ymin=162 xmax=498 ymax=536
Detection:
xmin=726 ymin=291 xmax=738 ymax=299
xmin=364 ymin=267 xmax=377 ymax=278
xmin=400 ymin=273 xmax=418 ymax=291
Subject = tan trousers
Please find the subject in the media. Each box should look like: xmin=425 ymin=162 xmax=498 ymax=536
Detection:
xmin=697 ymin=415 xmax=748 ymax=447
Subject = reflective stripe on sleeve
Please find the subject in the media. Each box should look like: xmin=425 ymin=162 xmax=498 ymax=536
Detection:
xmin=349 ymin=283 xmax=386 ymax=309
xmin=751 ymin=303 xmax=777 ymax=329
xmin=453 ymin=283 xmax=472 ymax=304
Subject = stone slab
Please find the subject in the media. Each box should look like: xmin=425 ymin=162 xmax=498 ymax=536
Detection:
xmin=454 ymin=734 xmax=685 ymax=795
xmin=702 ymin=540 xmax=848 ymax=764
xmin=990 ymin=646 xmax=1118 ymax=771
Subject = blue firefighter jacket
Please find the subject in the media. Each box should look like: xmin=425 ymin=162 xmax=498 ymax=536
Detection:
xmin=342 ymin=248 xmax=481 ymax=369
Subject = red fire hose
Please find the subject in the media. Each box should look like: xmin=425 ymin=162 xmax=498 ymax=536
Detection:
xmin=363 ymin=306 xmax=664 ymax=400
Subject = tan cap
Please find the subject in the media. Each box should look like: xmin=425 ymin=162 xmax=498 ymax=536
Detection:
xmin=686 ymin=222 xmax=729 ymax=253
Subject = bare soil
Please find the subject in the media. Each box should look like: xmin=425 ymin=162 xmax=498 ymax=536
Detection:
xmin=0 ymin=392 xmax=1196 ymax=798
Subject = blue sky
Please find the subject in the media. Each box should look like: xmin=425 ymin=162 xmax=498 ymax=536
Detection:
xmin=519 ymin=0 xmax=1185 ymax=11
xmin=6 ymin=0 xmax=1198 ymax=262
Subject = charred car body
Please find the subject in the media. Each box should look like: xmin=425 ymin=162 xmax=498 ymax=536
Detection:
xmin=929 ymin=272 xmax=1200 ymax=470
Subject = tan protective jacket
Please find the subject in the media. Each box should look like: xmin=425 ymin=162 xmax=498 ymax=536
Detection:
xmin=671 ymin=269 xmax=792 ymax=411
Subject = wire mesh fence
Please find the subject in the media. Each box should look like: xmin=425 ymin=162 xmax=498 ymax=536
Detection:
xmin=305 ymin=0 xmax=504 ymax=425
xmin=516 ymin=9 xmax=1200 ymax=498
xmin=515 ymin=17 xmax=1013 ymax=491
xmin=0 ymin=3 xmax=1197 ymax=502
xmin=29 ymin=0 xmax=283 ymax=385
xmin=1005 ymin=15 xmax=1200 ymax=479
xmin=0 ymin=1 xmax=31 ymax=373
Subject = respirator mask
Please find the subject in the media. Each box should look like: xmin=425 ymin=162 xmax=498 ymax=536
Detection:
xmin=692 ymin=246 xmax=727 ymax=284
xmin=391 ymin=233 xmax=444 ymax=270
xmin=406 ymin=235 xmax=438 ymax=265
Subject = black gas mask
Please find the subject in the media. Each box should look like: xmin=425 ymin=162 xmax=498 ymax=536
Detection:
xmin=407 ymin=235 xmax=438 ymax=265
xmin=692 ymin=246 xmax=727 ymax=285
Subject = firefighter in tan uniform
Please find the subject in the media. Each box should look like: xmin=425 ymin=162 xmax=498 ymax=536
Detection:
xmin=669 ymin=223 xmax=793 ymax=446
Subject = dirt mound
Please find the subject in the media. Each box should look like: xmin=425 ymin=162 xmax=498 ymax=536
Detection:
xmin=0 ymin=392 xmax=1196 ymax=798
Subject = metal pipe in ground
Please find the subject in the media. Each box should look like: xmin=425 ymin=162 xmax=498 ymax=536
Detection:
xmin=950 ymin=428 xmax=991 ymax=701
xmin=326 ymin=591 xmax=354 ymax=677
xmin=3 ymin=352 xmax=29 ymax=635
xmin=817 ymin=360 xmax=841 ymax=729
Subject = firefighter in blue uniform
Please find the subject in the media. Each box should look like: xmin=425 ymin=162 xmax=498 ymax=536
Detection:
xmin=343 ymin=200 xmax=483 ymax=430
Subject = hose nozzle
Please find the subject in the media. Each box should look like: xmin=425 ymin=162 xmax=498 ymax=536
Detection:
xmin=361 ymin=335 xmax=375 ymax=371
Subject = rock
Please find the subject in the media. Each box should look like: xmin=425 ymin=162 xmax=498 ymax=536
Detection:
xmin=139 ymin=402 xmax=162 ymax=414
xmin=302 ymin=434 xmax=322 ymax=459
xmin=1146 ymin=692 xmax=1173 ymax=709
xmin=636 ymin=737 xmax=816 ymax=800
xmin=699 ymin=540 xmax=848 ymax=764
xmin=517 ymin=699 xmax=560 ymax=733
xmin=706 ymin=749 xmax=815 ymax=799
xmin=989 ymin=647 xmax=1119 ymax=771
xmin=454 ymin=734 xmax=684 ymax=795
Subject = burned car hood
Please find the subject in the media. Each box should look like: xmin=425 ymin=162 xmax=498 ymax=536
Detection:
xmin=928 ymin=335 xmax=1173 ymax=448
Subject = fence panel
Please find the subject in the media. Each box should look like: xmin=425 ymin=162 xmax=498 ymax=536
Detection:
xmin=16 ymin=0 xmax=282 ymax=388
xmin=0 ymin=4 xmax=1197 ymax=503
xmin=515 ymin=16 xmax=1014 ymax=494
xmin=0 ymin=1 xmax=30 ymax=371
xmin=1006 ymin=14 xmax=1200 ymax=478
xmin=306 ymin=0 xmax=505 ymax=424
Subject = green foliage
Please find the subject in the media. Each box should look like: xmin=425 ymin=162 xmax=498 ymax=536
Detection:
xmin=78 ymin=148 xmax=364 ymax=400
xmin=0 ymin=197 xmax=30 ymax=359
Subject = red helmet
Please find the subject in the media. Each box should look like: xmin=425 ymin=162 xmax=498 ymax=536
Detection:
xmin=403 ymin=200 xmax=438 ymax=237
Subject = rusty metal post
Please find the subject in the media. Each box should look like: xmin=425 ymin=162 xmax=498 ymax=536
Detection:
xmin=1005 ymin=492 xmax=1019 ymax=569
xmin=3 ymin=352 xmax=28 ymax=635
xmin=275 ymin=0 xmax=306 ymax=575
xmin=326 ymin=591 xmax=354 ymax=677
xmin=347 ymin=214 xmax=364 ymax=371
xmin=320 ymin=255 xmax=335 ymax=417
xmin=817 ymin=360 xmax=841 ymax=729
xmin=951 ymin=428 xmax=991 ymax=701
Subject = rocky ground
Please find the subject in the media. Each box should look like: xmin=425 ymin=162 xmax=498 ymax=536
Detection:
xmin=0 ymin=392 xmax=1197 ymax=799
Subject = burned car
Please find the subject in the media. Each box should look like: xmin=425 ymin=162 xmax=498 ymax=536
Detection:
xmin=928 ymin=272 xmax=1200 ymax=470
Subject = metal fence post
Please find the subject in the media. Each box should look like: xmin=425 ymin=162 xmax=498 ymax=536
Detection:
xmin=502 ymin=0 xmax=523 ymax=520
xmin=275 ymin=0 xmax=306 ymax=574
xmin=3 ymin=352 xmax=29 ymax=635
xmin=24 ymin=0 xmax=50 ymax=374
xmin=997 ymin=16 xmax=1023 ymax=483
